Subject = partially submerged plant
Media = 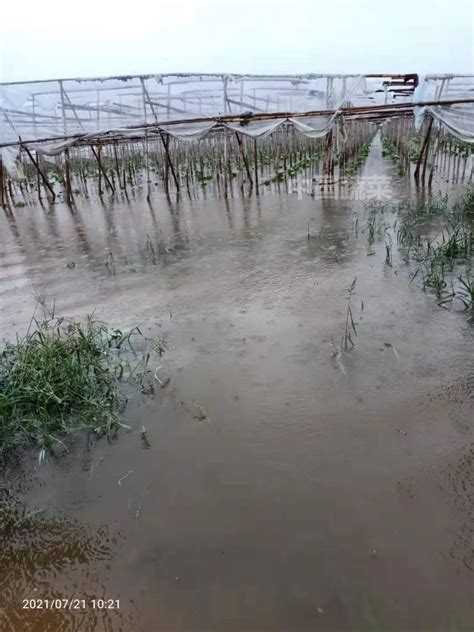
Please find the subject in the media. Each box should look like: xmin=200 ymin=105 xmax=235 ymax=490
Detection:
xmin=344 ymin=138 xmax=374 ymax=178
xmin=105 ymin=251 xmax=116 ymax=275
xmin=192 ymin=401 xmax=211 ymax=423
xmin=342 ymin=277 xmax=358 ymax=350
xmin=365 ymin=207 xmax=391 ymax=245
xmin=385 ymin=236 xmax=393 ymax=266
xmin=141 ymin=426 xmax=151 ymax=449
xmin=368 ymin=191 xmax=474 ymax=307
xmin=329 ymin=278 xmax=362 ymax=375
xmin=408 ymin=219 xmax=473 ymax=298
xmin=456 ymin=274 xmax=474 ymax=312
xmin=381 ymin=133 xmax=406 ymax=175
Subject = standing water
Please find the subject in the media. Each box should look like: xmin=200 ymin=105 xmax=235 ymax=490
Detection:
xmin=1 ymin=136 xmax=473 ymax=631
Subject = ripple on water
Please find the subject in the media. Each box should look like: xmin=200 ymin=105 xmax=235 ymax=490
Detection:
xmin=0 ymin=491 xmax=136 ymax=631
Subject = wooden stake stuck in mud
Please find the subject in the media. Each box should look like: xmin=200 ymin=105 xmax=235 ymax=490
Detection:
xmin=65 ymin=149 xmax=73 ymax=204
xmin=21 ymin=144 xmax=56 ymax=201
xmin=91 ymin=145 xmax=115 ymax=194
xmin=414 ymin=116 xmax=434 ymax=182
xmin=235 ymin=133 xmax=253 ymax=184
xmin=323 ymin=129 xmax=334 ymax=177
xmin=253 ymin=138 xmax=259 ymax=194
xmin=159 ymin=132 xmax=180 ymax=193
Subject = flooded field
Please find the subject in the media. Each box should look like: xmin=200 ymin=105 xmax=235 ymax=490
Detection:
xmin=1 ymin=137 xmax=473 ymax=631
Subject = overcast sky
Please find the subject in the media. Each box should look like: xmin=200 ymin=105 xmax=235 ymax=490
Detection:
xmin=1 ymin=0 xmax=473 ymax=82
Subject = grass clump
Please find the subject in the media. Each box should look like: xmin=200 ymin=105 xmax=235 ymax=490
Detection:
xmin=0 ymin=305 xmax=166 ymax=457
xmin=407 ymin=221 xmax=473 ymax=297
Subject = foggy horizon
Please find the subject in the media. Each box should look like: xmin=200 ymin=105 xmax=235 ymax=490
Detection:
xmin=1 ymin=0 xmax=473 ymax=83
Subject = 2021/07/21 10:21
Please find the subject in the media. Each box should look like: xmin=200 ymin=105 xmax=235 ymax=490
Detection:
xmin=22 ymin=598 xmax=120 ymax=610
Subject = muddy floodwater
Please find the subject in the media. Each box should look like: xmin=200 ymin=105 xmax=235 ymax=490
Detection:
xmin=1 ymin=138 xmax=473 ymax=631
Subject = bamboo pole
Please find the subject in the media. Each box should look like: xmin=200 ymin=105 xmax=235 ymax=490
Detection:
xmin=427 ymin=124 xmax=443 ymax=186
xmin=0 ymin=157 xmax=6 ymax=208
xmin=159 ymin=132 xmax=180 ymax=192
xmin=91 ymin=145 xmax=115 ymax=193
xmin=97 ymin=151 xmax=102 ymax=194
xmin=21 ymin=144 xmax=56 ymax=200
xmin=65 ymin=148 xmax=73 ymax=204
xmin=414 ymin=116 xmax=434 ymax=182
xmin=4 ymin=98 xmax=474 ymax=151
xmin=223 ymin=132 xmax=228 ymax=199
xmin=112 ymin=141 xmax=123 ymax=189
xmin=235 ymin=132 xmax=253 ymax=184
xmin=144 ymin=134 xmax=151 ymax=201
xmin=253 ymin=138 xmax=259 ymax=195
xmin=323 ymin=129 xmax=334 ymax=176
xmin=421 ymin=119 xmax=435 ymax=183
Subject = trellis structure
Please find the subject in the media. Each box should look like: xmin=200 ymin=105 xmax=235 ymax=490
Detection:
xmin=0 ymin=73 xmax=473 ymax=202
xmin=0 ymin=73 xmax=420 ymax=151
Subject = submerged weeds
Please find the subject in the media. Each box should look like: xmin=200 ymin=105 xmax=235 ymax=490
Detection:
xmin=456 ymin=274 xmax=474 ymax=312
xmin=0 ymin=305 xmax=166 ymax=457
xmin=406 ymin=220 xmax=473 ymax=298
xmin=368 ymin=190 xmax=474 ymax=308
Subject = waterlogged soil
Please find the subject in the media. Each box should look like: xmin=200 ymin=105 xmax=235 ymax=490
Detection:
xmin=1 ymin=138 xmax=473 ymax=631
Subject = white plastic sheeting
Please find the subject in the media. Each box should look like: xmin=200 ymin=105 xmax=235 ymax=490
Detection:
xmin=414 ymin=75 xmax=474 ymax=142
xmin=224 ymin=119 xmax=287 ymax=139
xmin=0 ymin=73 xmax=374 ymax=176
xmin=288 ymin=115 xmax=335 ymax=139
xmin=0 ymin=146 xmax=23 ymax=179
xmin=0 ymin=73 xmax=366 ymax=146
xmin=3 ymin=72 xmax=470 ymax=178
